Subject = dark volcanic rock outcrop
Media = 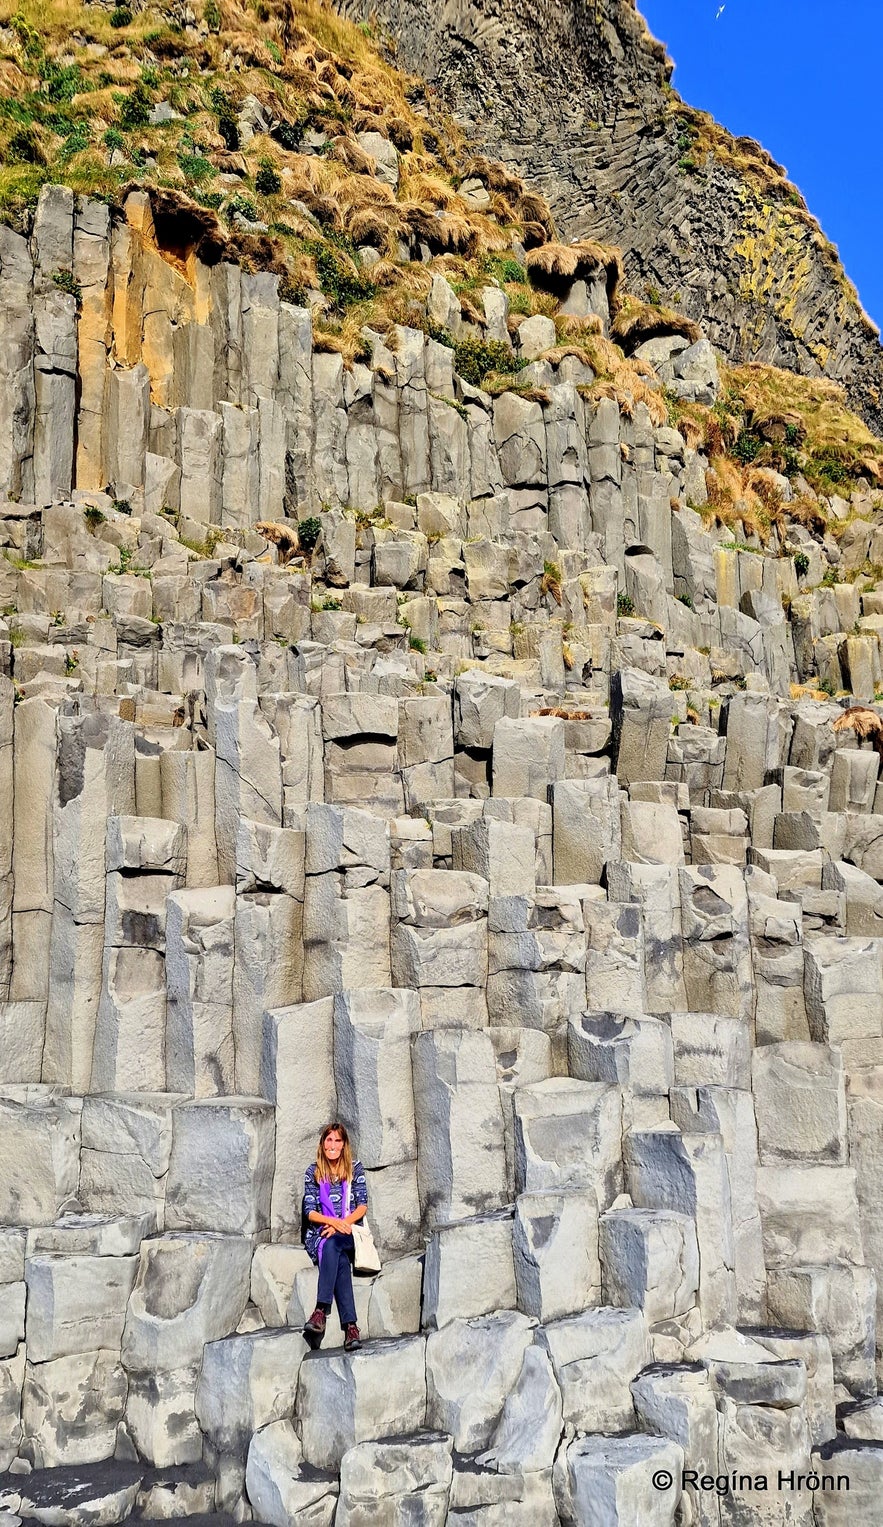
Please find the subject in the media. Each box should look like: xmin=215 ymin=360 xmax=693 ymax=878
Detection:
xmin=340 ymin=0 xmax=883 ymax=431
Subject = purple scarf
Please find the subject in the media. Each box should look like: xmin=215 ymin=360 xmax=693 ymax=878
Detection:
xmin=316 ymin=1175 xmax=350 ymax=1264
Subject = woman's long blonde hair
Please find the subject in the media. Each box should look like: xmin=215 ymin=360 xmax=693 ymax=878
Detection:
xmin=315 ymin=1121 xmax=353 ymax=1184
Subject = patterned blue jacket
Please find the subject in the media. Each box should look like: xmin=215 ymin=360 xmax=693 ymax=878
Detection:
xmin=302 ymin=1160 xmax=369 ymax=1265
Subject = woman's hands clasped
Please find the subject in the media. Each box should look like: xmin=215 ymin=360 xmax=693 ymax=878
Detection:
xmin=320 ymin=1216 xmax=352 ymax=1237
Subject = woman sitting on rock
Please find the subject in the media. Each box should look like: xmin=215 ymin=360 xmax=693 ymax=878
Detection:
xmin=303 ymin=1121 xmax=368 ymax=1352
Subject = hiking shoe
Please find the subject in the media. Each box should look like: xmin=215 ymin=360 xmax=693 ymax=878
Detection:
xmin=344 ymin=1323 xmax=361 ymax=1352
xmin=304 ymin=1308 xmax=327 ymax=1349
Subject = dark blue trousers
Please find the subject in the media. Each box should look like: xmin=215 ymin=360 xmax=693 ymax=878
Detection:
xmin=316 ymin=1231 xmax=357 ymax=1325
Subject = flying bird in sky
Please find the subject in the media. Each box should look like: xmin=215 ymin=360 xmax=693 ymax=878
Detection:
xmin=716 ymin=4 xmax=726 ymax=16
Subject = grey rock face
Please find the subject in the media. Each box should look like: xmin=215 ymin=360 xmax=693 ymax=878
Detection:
xmin=540 ymin=1307 xmax=651 ymax=1432
xmin=195 ymin=1328 xmax=308 ymax=1457
xmin=21 ymin=1350 xmax=127 ymax=1467
xmin=25 ymin=1254 xmax=136 ymax=1362
xmin=426 ymin=1311 xmax=534 ymax=1452
xmin=122 ymin=1233 xmax=252 ymax=1372
xmin=514 ymin=1191 xmax=601 ymax=1322
xmin=297 ymin=1336 xmax=427 ymax=1468
xmin=245 ymin=1419 xmax=339 ymax=1527
xmin=336 ymin=1433 xmax=453 ymax=1526
xmin=553 ymin=1432 xmax=684 ymax=1526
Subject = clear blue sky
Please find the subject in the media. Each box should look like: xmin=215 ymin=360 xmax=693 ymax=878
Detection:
xmin=639 ymin=0 xmax=883 ymax=329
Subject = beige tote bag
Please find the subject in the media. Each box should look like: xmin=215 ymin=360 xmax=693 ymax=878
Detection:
xmin=352 ymin=1220 xmax=381 ymax=1274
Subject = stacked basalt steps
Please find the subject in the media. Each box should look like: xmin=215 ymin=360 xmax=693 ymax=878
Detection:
xmin=1 ymin=184 xmax=883 ymax=1524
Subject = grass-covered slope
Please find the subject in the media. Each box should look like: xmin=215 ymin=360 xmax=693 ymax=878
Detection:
xmin=0 ymin=0 xmax=562 ymax=346
xmin=1 ymin=0 xmax=882 ymax=552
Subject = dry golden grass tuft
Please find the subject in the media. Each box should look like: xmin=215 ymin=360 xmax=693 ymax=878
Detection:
xmin=744 ymin=466 xmax=787 ymax=511
xmin=554 ymin=313 xmax=604 ymax=342
xmin=463 ymin=213 xmax=516 ymax=256
xmin=531 ymin=707 xmax=597 ymax=720
xmin=540 ymin=565 xmax=563 ymax=605
xmin=485 ymin=189 xmax=520 ymax=226
xmin=344 ymin=204 xmax=399 ymax=249
xmin=458 ymin=295 xmax=485 ymax=327
xmin=518 ymin=191 xmax=556 ymax=237
xmin=541 ymin=344 xmax=595 ymax=369
xmin=398 ymin=164 xmax=460 ymax=211
xmin=677 ymin=416 xmax=705 ymax=451
xmin=362 ymin=257 xmax=416 ymax=291
xmin=731 ymin=364 xmax=883 ymax=484
xmin=329 ymin=135 xmax=378 ymax=176
xmin=482 ymin=374 xmax=550 ymax=404
xmin=557 ymin=329 xmax=669 ymax=427
xmin=526 ymin=240 xmax=622 ymax=288
xmin=463 ymin=155 xmax=527 ymax=202
xmin=701 ymin=454 xmax=766 ymax=538
xmin=311 ymin=313 xmax=371 ymax=362
xmin=431 ymin=210 xmax=479 ymax=256
xmin=596 ymin=378 xmax=668 ymax=428
xmin=833 ymin=707 xmax=883 ymax=757
xmin=611 ymin=296 xmax=701 ymax=351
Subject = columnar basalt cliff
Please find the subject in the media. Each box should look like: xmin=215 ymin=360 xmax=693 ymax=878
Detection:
xmin=0 ymin=173 xmax=883 ymax=1521
xmin=1 ymin=0 xmax=883 ymax=1520
xmin=340 ymin=0 xmax=883 ymax=434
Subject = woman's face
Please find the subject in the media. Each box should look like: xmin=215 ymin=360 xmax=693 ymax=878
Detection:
xmin=324 ymin=1130 xmax=344 ymax=1163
